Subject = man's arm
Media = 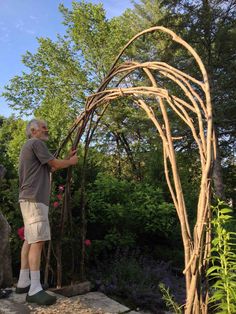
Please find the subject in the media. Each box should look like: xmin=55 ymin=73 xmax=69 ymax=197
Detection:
xmin=48 ymin=154 xmax=78 ymax=170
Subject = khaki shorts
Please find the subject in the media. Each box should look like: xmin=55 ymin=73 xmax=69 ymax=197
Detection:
xmin=20 ymin=201 xmax=51 ymax=244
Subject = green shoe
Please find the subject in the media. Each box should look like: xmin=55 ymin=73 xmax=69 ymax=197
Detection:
xmin=15 ymin=284 xmax=48 ymax=294
xmin=15 ymin=285 xmax=30 ymax=294
xmin=26 ymin=290 xmax=56 ymax=305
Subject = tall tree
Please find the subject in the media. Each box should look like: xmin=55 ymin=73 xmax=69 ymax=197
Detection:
xmin=159 ymin=0 xmax=236 ymax=199
xmin=2 ymin=37 xmax=88 ymax=117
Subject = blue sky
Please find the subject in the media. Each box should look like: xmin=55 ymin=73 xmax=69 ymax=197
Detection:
xmin=0 ymin=0 xmax=133 ymax=117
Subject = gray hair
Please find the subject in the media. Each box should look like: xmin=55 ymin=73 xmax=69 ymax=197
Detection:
xmin=26 ymin=119 xmax=46 ymax=139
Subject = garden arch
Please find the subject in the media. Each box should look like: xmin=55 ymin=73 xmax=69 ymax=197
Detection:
xmin=55 ymin=27 xmax=215 ymax=314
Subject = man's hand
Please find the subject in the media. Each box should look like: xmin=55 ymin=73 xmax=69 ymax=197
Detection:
xmin=68 ymin=149 xmax=77 ymax=158
xmin=69 ymin=154 xmax=78 ymax=165
xmin=50 ymin=167 xmax=56 ymax=173
xmin=48 ymin=153 xmax=78 ymax=170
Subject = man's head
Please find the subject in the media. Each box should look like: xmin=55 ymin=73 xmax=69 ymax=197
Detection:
xmin=26 ymin=119 xmax=49 ymax=141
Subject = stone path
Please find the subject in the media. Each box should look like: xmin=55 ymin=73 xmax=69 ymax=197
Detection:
xmin=0 ymin=289 xmax=155 ymax=314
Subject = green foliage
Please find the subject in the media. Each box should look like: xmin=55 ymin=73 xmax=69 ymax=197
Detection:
xmin=3 ymin=36 xmax=88 ymax=116
xmin=159 ymin=282 xmax=183 ymax=314
xmin=0 ymin=178 xmax=23 ymax=273
xmin=207 ymin=200 xmax=236 ymax=313
xmin=34 ymin=99 xmax=75 ymax=150
xmin=0 ymin=116 xmax=25 ymax=273
xmin=60 ymin=1 xmax=133 ymax=81
xmin=131 ymin=0 xmax=235 ymax=200
xmin=86 ymin=173 xmax=176 ymax=251
xmin=0 ymin=116 xmax=27 ymax=171
xmin=163 ymin=0 xmax=236 ymax=194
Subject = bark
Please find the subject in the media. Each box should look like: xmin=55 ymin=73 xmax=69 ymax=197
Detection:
xmin=43 ymin=241 xmax=52 ymax=285
xmin=0 ymin=165 xmax=7 ymax=179
xmin=56 ymin=242 xmax=62 ymax=288
xmin=0 ymin=165 xmax=13 ymax=288
xmin=200 ymin=0 xmax=225 ymax=201
xmin=212 ymin=126 xmax=225 ymax=200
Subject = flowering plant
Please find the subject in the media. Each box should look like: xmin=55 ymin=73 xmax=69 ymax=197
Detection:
xmin=85 ymin=239 xmax=92 ymax=247
xmin=17 ymin=226 xmax=25 ymax=241
xmin=53 ymin=201 xmax=59 ymax=208
xmin=57 ymin=194 xmax=63 ymax=201
xmin=51 ymin=185 xmax=65 ymax=208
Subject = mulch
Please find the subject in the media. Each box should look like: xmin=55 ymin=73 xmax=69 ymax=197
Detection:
xmin=28 ymin=297 xmax=109 ymax=314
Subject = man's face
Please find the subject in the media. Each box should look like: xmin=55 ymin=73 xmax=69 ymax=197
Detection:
xmin=32 ymin=122 xmax=49 ymax=141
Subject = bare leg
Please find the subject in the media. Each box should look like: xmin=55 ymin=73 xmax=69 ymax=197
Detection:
xmin=17 ymin=240 xmax=31 ymax=288
xmin=28 ymin=241 xmax=44 ymax=271
xmin=20 ymin=240 xmax=30 ymax=269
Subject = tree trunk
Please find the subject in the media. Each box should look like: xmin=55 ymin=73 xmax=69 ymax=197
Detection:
xmin=212 ymin=126 xmax=225 ymax=200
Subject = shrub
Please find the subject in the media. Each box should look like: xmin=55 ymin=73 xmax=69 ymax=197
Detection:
xmin=86 ymin=173 xmax=177 ymax=252
xmin=207 ymin=200 xmax=236 ymax=313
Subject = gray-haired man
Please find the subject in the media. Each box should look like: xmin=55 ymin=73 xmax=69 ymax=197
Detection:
xmin=16 ymin=119 xmax=78 ymax=305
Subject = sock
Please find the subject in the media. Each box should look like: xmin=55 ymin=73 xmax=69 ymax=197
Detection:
xmin=28 ymin=270 xmax=43 ymax=296
xmin=17 ymin=268 xmax=30 ymax=288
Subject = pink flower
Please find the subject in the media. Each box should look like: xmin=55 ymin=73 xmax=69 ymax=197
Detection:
xmin=84 ymin=239 xmax=91 ymax=247
xmin=17 ymin=227 xmax=25 ymax=241
xmin=57 ymin=194 xmax=63 ymax=201
xmin=59 ymin=185 xmax=64 ymax=192
xmin=53 ymin=201 xmax=59 ymax=208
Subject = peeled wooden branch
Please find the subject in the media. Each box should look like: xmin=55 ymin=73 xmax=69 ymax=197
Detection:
xmin=54 ymin=26 xmax=215 ymax=314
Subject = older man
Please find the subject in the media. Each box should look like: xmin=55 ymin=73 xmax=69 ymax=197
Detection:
xmin=15 ymin=119 xmax=78 ymax=305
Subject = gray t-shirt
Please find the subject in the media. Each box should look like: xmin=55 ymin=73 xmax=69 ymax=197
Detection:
xmin=19 ymin=138 xmax=54 ymax=206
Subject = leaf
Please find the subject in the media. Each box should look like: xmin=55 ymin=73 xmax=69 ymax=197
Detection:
xmin=210 ymin=291 xmax=224 ymax=301
xmin=221 ymin=215 xmax=233 ymax=220
xmin=220 ymin=208 xmax=233 ymax=214
xmin=207 ymin=266 xmax=221 ymax=275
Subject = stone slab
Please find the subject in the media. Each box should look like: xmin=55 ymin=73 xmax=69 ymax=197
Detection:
xmin=0 ymin=289 xmax=172 ymax=314
xmin=72 ymin=291 xmax=130 ymax=313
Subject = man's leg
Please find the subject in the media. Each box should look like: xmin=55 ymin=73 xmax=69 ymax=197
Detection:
xmin=21 ymin=240 xmax=30 ymax=268
xmin=28 ymin=241 xmax=44 ymax=271
xmin=26 ymin=239 xmax=56 ymax=305
xmin=16 ymin=241 xmax=31 ymax=289
xmin=28 ymin=241 xmax=44 ymax=296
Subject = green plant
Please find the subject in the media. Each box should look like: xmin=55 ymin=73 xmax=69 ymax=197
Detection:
xmin=207 ymin=200 xmax=236 ymax=313
xmin=86 ymin=173 xmax=177 ymax=252
xmin=158 ymin=282 xmax=183 ymax=313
